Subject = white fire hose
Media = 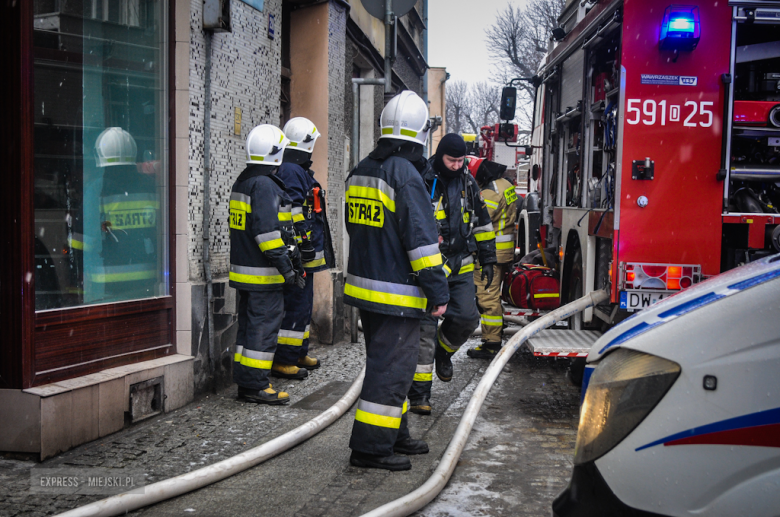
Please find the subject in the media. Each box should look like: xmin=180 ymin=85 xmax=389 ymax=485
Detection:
xmin=53 ymin=368 xmax=366 ymax=517
xmin=360 ymin=289 xmax=610 ymax=517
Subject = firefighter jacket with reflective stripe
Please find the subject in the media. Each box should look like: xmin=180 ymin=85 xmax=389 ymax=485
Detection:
xmin=96 ymin=166 xmax=159 ymax=286
xmin=481 ymin=177 xmax=518 ymax=264
xmin=344 ymin=155 xmax=449 ymax=318
xmin=276 ymin=162 xmax=332 ymax=273
xmin=422 ymin=159 xmax=497 ymax=275
xmin=229 ymin=165 xmax=295 ymax=291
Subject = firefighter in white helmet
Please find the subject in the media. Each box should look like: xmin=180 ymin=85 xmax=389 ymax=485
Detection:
xmin=230 ymin=124 xmax=305 ymax=405
xmin=345 ymin=91 xmax=449 ymax=471
xmin=271 ymin=117 xmax=334 ymax=380
xmin=94 ymin=127 xmax=159 ymax=301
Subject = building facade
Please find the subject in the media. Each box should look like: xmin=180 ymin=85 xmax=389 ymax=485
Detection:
xmin=1 ymin=0 xmax=429 ymax=459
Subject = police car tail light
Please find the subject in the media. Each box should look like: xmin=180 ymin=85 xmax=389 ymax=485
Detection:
xmin=575 ymin=349 xmax=681 ymax=465
xmin=621 ymin=262 xmax=701 ymax=290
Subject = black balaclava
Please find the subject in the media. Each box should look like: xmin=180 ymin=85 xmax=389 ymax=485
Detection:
xmin=283 ymin=148 xmax=314 ymax=171
xmin=433 ymin=133 xmax=467 ymax=179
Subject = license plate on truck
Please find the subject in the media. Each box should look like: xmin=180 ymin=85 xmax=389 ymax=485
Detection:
xmin=619 ymin=290 xmax=669 ymax=310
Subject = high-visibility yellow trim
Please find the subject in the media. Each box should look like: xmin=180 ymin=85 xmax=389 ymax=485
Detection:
xmin=278 ymin=337 xmax=303 ymax=346
xmin=402 ymin=400 xmax=408 ymax=414
xmin=236 ymin=354 xmax=273 ymax=370
xmin=229 ymin=199 xmax=252 ymax=213
xmin=346 ymin=186 xmax=396 ymax=213
xmin=101 ymin=200 xmax=160 ymax=212
xmin=534 ymin=293 xmax=560 ymax=298
xmin=292 ymin=213 xmax=305 ymax=223
xmin=381 ymin=127 xmax=393 ymax=135
xmin=484 ymin=199 xmax=499 ymax=210
xmin=259 ymin=239 xmax=286 ymax=251
xmin=410 ymin=253 xmax=443 ymax=272
xmin=438 ymin=334 xmax=456 ymax=353
xmin=303 ymin=257 xmax=327 ymax=268
xmin=459 ymin=263 xmax=475 ymax=274
xmin=344 ymin=283 xmax=427 ymax=310
xmin=399 ymin=129 xmax=418 ymax=138
xmin=496 ymin=240 xmax=515 ymax=250
xmin=229 ymin=271 xmax=285 ymax=285
xmin=278 ymin=212 xmax=292 ymax=222
xmin=91 ymin=270 xmax=156 ymax=283
xmin=249 ymin=155 xmax=265 ymax=161
xmin=435 ymin=210 xmax=446 ymax=220
xmin=413 ymin=372 xmax=433 ymax=382
xmin=70 ymin=240 xmax=85 ymax=250
xmin=481 ymin=315 xmax=503 ymax=326
xmin=355 ymin=409 xmax=401 ymax=429
xmin=474 ymin=231 xmax=496 ymax=242
xmin=443 ymin=264 xmax=452 ymax=278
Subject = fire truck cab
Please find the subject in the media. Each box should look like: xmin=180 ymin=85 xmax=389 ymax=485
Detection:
xmin=522 ymin=0 xmax=780 ymax=326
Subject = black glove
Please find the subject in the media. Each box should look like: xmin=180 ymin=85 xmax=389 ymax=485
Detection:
xmin=299 ymin=239 xmax=316 ymax=263
xmin=481 ymin=265 xmax=494 ymax=289
xmin=283 ymin=269 xmax=307 ymax=289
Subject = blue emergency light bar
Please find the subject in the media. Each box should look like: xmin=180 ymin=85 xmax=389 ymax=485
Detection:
xmin=660 ymin=5 xmax=701 ymax=51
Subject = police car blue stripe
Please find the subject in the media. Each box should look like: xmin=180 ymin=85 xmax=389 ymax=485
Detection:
xmin=599 ymin=321 xmax=663 ymax=354
xmin=635 ymin=406 xmax=780 ymax=452
xmin=657 ymin=292 xmax=725 ymax=320
xmin=727 ymin=267 xmax=780 ymax=291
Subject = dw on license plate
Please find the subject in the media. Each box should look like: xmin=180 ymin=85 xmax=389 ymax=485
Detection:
xmin=619 ymin=290 xmax=668 ymax=310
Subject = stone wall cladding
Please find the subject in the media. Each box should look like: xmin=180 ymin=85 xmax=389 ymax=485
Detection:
xmin=327 ymin=1 xmax=348 ymax=271
xmin=188 ymin=0 xmax=282 ymax=282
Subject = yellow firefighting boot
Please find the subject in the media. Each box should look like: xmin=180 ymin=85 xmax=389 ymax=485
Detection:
xmin=271 ymin=364 xmax=309 ymax=380
xmin=237 ymin=384 xmax=289 ymax=405
xmin=297 ymin=355 xmax=321 ymax=370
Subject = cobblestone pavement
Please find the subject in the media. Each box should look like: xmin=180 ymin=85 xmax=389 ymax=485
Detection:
xmin=0 ymin=334 xmax=581 ymax=517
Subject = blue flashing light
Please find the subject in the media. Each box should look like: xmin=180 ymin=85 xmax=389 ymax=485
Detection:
xmin=660 ymin=5 xmax=701 ymax=51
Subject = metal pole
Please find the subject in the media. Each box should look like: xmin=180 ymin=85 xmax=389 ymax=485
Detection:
xmin=384 ymin=0 xmax=393 ymax=94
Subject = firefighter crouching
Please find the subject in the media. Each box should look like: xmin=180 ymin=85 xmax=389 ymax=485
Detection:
xmin=345 ymin=91 xmax=449 ymax=471
xmin=230 ymin=124 xmax=306 ymax=405
xmin=467 ymin=157 xmax=517 ymax=359
xmin=408 ymin=134 xmax=497 ymax=415
xmin=272 ymin=117 xmax=335 ymax=380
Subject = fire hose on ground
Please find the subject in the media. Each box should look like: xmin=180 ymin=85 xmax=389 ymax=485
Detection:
xmin=53 ymin=368 xmax=366 ymax=517
xmin=359 ymin=289 xmax=609 ymax=517
xmin=55 ymin=289 xmax=607 ymax=517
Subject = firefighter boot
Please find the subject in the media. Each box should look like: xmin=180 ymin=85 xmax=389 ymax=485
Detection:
xmin=434 ymin=345 xmax=454 ymax=382
xmin=271 ymin=364 xmax=309 ymax=380
xmin=349 ymin=451 xmax=412 ymax=471
xmin=409 ymin=396 xmax=432 ymax=415
xmin=297 ymin=355 xmax=321 ymax=370
xmin=467 ymin=341 xmax=501 ymax=360
xmin=237 ymin=385 xmax=289 ymax=405
xmin=394 ymin=437 xmax=429 ymax=455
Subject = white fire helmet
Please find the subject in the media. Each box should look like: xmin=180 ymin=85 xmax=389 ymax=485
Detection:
xmin=245 ymin=124 xmax=290 ymax=166
xmin=282 ymin=117 xmax=320 ymax=154
xmin=94 ymin=127 xmax=138 ymax=167
xmin=379 ymin=90 xmax=431 ymax=146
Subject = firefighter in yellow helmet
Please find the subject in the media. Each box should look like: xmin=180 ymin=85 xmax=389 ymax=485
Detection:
xmin=467 ymin=157 xmax=518 ymax=359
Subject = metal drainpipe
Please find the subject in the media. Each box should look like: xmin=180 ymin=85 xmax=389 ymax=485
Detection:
xmin=202 ymin=31 xmax=215 ymax=386
xmin=422 ymin=0 xmax=429 ymax=156
xmin=384 ymin=0 xmax=394 ymax=94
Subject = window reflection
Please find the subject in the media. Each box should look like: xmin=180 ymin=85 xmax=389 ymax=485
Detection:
xmin=33 ymin=0 xmax=168 ymax=310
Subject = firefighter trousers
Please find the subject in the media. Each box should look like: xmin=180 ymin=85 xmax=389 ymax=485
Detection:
xmin=233 ymin=289 xmax=284 ymax=391
xmin=274 ymin=272 xmax=314 ymax=365
xmin=409 ymin=271 xmax=480 ymax=402
xmin=349 ymin=310 xmax=416 ymax=457
xmin=474 ymin=263 xmax=508 ymax=343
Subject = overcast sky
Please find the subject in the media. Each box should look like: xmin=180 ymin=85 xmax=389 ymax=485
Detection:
xmin=428 ymin=0 xmax=519 ymax=86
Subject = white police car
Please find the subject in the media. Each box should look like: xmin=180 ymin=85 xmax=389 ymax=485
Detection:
xmin=553 ymin=254 xmax=780 ymax=516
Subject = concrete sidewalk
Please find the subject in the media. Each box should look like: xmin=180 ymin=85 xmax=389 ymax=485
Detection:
xmin=0 ymin=336 xmax=580 ymax=517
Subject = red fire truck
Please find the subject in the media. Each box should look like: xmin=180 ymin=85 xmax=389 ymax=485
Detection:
xmin=511 ymin=0 xmax=780 ymax=330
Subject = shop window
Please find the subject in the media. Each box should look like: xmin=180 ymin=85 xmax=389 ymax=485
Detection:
xmin=33 ymin=0 xmax=168 ymax=311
